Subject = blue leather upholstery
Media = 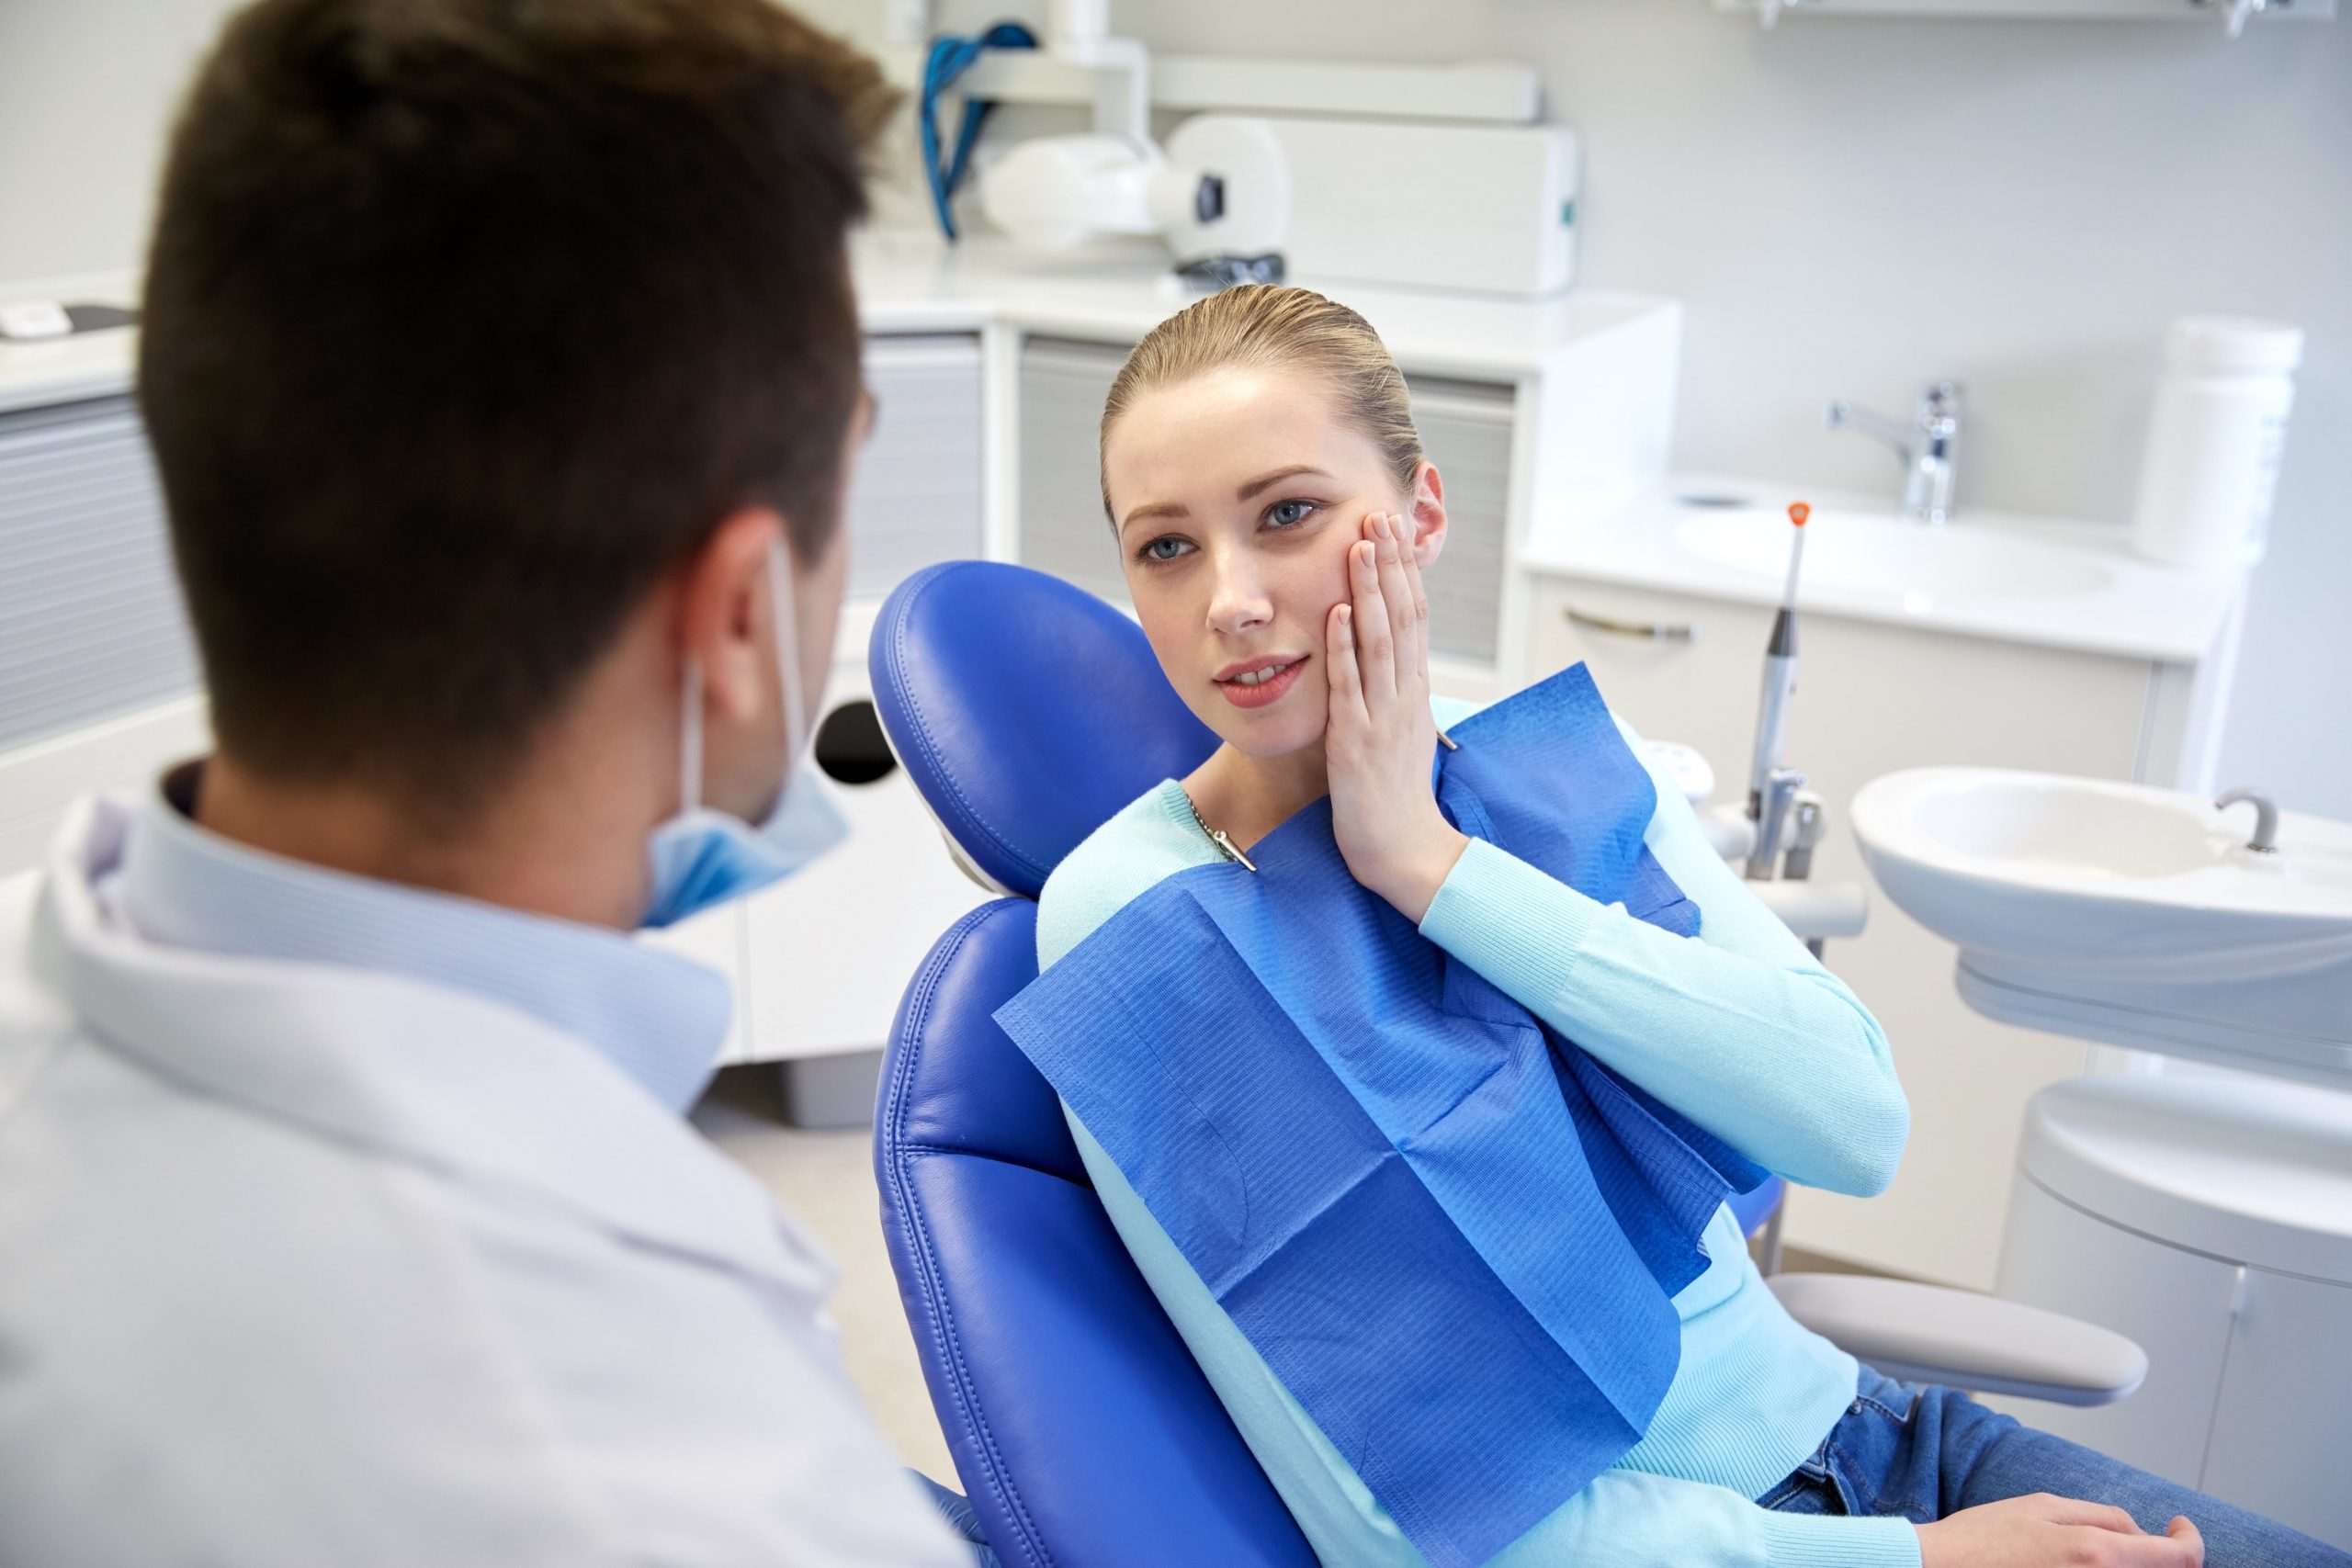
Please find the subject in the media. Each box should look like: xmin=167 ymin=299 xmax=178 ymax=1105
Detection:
xmin=869 ymin=558 xmax=1783 ymax=1562
xmin=869 ymin=561 xmax=1218 ymax=899
xmin=877 ymin=897 xmax=1317 ymax=1566
xmin=872 ymin=562 xmax=1312 ymax=1563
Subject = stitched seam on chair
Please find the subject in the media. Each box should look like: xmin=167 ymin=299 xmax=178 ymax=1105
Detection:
xmin=889 ymin=575 xmax=1053 ymax=890
xmin=898 ymin=1153 xmax=1053 ymax=1568
xmin=888 ymin=907 xmax=1048 ymax=1566
xmin=896 ymin=1143 xmax=1090 ymax=1187
xmin=883 ymin=904 xmax=1055 ymax=1568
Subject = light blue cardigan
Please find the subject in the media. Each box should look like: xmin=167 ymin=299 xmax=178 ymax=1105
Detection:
xmin=1035 ymin=705 xmax=1920 ymax=1568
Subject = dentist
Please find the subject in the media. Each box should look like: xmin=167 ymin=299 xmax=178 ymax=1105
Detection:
xmin=0 ymin=1 xmax=979 ymax=1563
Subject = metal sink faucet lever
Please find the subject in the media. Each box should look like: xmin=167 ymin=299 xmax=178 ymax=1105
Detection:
xmin=1826 ymin=381 xmax=1963 ymax=525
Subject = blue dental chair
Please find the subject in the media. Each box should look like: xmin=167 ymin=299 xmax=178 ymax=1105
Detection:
xmin=867 ymin=560 xmax=2136 ymax=1567
xmin=868 ymin=560 xmax=1314 ymax=1565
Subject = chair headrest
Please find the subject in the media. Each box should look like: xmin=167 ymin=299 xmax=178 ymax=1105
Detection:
xmin=870 ymin=562 xmax=1219 ymax=900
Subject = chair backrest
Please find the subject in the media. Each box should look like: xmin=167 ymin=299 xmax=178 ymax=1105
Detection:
xmin=868 ymin=561 xmax=1217 ymax=898
xmin=869 ymin=563 xmax=1314 ymax=1565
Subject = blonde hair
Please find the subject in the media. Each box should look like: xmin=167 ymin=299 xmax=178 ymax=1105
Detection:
xmin=1099 ymin=284 xmax=1422 ymax=523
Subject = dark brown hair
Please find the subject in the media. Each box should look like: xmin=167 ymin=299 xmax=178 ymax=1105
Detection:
xmin=139 ymin=0 xmax=894 ymax=809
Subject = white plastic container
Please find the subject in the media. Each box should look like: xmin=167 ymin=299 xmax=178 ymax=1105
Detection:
xmin=2131 ymin=316 xmax=2302 ymax=572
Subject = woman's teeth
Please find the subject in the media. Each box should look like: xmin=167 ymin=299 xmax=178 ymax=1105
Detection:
xmin=1229 ymin=661 xmax=1297 ymax=686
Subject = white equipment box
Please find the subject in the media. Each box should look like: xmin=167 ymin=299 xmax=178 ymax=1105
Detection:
xmin=1255 ymin=117 xmax=1579 ymax=298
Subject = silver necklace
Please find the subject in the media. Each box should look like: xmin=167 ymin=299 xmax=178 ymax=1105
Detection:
xmin=1185 ymin=792 xmax=1259 ymax=873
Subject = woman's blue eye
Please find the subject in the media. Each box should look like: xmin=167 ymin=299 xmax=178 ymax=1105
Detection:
xmin=1267 ymin=498 xmax=1317 ymax=527
xmin=1141 ymin=536 xmax=1193 ymax=563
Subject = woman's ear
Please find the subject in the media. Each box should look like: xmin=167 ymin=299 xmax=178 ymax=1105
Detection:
xmin=1407 ymin=461 xmax=1449 ymax=569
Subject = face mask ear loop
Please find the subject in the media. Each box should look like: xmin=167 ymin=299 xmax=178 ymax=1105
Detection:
xmin=679 ymin=660 xmax=706 ymax=813
xmin=768 ymin=540 xmax=808 ymax=769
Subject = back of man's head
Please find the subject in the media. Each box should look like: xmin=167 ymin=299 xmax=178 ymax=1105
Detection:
xmin=140 ymin=0 xmax=893 ymax=819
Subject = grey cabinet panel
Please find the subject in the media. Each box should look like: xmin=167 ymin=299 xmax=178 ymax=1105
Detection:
xmin=0 ymin=397 xmax=197 ymax=750
xmin=1410 ymin=381 xmax=1512 ymax=664
xmin=847 ymin=334 xmax=984 ymax=599
xmin=1016 ymin=338 xmax=1127 ymax=603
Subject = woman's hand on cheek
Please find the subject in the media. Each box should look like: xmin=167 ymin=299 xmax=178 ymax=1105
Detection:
xmin=1324 ymin=511 xmax=1468 ymax=924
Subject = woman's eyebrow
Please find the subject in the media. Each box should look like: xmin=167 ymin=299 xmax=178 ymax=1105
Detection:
xmin=1236 ymin=464 xmax=1332 ymax=501
xmin=1117 ymin=500 xmax=1188 ymax=535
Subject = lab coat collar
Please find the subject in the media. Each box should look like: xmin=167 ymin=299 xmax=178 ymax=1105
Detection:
xmin=122 ymin=761 xmax=732 ymax=1114
xmin=39 ymin=793 xmax=838 ymax=1305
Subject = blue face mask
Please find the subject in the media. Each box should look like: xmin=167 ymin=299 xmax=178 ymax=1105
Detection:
xmin=640 ymin=542 xmax=850 ymax=931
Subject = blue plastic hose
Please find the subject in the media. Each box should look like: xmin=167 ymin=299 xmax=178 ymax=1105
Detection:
xmin=919 ymin=22 xmax=1038 ymax=243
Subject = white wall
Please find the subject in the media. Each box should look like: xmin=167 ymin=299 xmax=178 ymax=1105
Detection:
xmin=9 ymin=0 xmax=2344 ymax=816
xmin=933 ymin=0 xmax=2352 ymax=820
xmin=0 ymin=0 xmax=238 ymax=283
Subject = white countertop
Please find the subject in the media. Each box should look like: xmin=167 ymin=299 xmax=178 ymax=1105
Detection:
xmin=0 ymin=232 xmax=1671 ymax=416
xmin=1522 ymin=477 xmax=2242 ymax=666
xmin=3 ymin=247 xmax=2230 ymax=667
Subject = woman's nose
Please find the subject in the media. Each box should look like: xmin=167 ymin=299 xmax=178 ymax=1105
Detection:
xmin=1204 ymin=550 xmax=1272 ymax=637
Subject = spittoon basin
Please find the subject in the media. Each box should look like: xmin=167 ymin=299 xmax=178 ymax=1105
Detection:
xmin=1850 ymin=768 xmax=2352 ymax=975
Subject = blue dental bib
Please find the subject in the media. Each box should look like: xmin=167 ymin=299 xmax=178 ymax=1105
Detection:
xmin=993 ymin=664 xmax=1768 ymax=1568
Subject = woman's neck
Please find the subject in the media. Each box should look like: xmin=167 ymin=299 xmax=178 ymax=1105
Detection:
xmin=1183 ymin=740 xmax=1329 ymax=853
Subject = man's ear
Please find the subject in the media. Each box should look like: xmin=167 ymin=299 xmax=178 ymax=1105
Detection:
xmin=676 ymin=507 xmax=786 ymax=725
xmin=1407 ymin=461 xmax=1449 ymax=570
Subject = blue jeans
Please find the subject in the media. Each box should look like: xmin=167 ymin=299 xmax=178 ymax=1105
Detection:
xmin=1760 ymin=1363 xmax=2350 ymax=1565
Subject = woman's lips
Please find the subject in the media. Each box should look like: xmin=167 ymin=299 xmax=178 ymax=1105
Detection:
xmin=1216 ymin=657 xmax=1306 ymax=709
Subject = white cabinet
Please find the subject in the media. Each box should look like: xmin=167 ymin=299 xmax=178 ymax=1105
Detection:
xmin=1996 ymin=1151 xmax=2352 ymax=1550
xmin=1527 ymin=573 xmax=2164 ymax=1288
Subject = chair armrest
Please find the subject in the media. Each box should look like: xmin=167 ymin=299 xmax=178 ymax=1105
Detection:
xmin=1700 ymin=803 xmax=1755 ymax=862
xmin=1746 ymin=881 xmax=1870 ymax=942
xmin=1767 ymin=1272 xmax=2148 ymax=1408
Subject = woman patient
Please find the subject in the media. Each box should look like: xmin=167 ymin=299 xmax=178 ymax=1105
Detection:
xmin=1021 ymin=285 xmax=2344 ymax=1568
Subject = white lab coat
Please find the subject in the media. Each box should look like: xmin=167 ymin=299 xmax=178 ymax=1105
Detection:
xmin=0 ymin=795 xmax=967 ymax=1568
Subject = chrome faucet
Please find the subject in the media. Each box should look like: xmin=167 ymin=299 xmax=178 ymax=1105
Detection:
xmin=2215 ymin=786 xmax=2279 ymax=853
xmin=1826 ymin=381 xmax=1963 ymax=525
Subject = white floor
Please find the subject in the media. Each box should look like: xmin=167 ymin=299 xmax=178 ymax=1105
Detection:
xmin=692 ymin=1076 xmax=959 ymax=1485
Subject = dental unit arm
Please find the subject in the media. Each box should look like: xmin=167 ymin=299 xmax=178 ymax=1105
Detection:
xmin=1669 ymin=510 xmax=2145 ymax=1405
xmin=1710 ymin=502 xmax=1870 ymax=951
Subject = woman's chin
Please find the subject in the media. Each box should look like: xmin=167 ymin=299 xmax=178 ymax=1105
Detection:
xmin=1213 ymin=706 xmax=1325 ymax=761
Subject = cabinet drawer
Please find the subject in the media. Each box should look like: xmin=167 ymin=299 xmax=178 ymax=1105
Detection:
xmin=847 ymin=334 xmax=984 ymax=599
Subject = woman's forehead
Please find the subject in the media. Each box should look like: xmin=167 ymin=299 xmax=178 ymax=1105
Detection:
xmin=1106 ymin=366 xmax=1371 ymax=502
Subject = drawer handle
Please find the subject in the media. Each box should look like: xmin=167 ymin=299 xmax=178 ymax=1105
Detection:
xmin=1564 ymin=605 xmax=1701 ymax=643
